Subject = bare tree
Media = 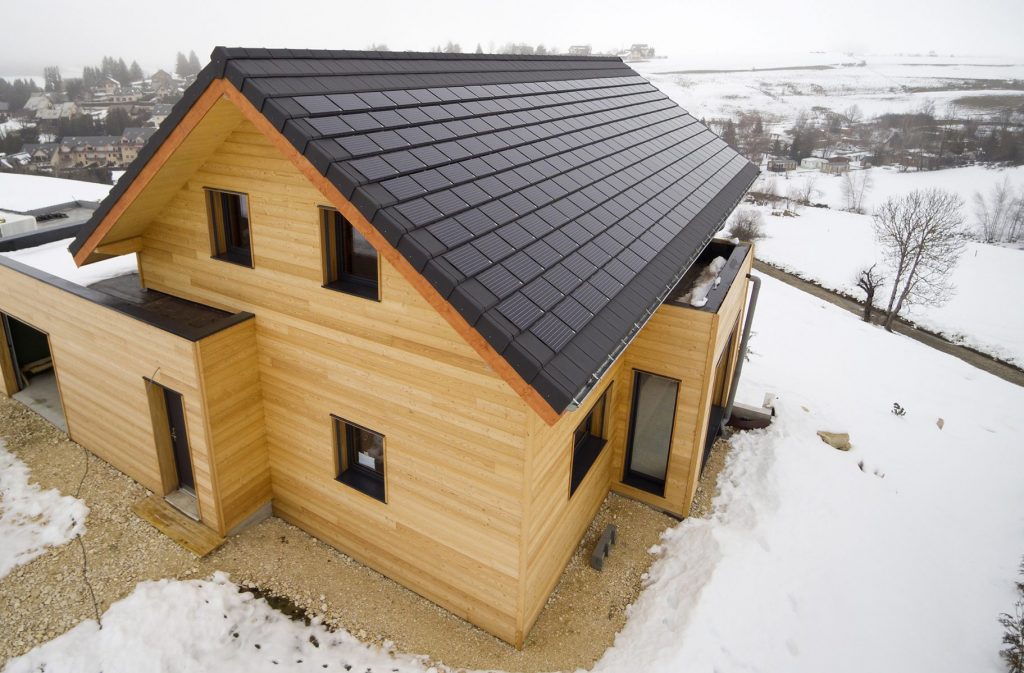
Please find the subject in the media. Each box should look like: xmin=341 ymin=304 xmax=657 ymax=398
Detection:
xmin=843 ymin=104 xmax=863 ymax=125
xmin=727 ymin=209 xmax=765 ymax=242
xmin=841 ymin=169 xmax=873 ymax=213
xmin=874 ymin=189 xmax=967 ymax=331
xmin=855 ymin=264 xmax=885 ymax=322
xmin=973 ymin=176 xmax=1023 ymax=243
xmin=791 ymin=175 xmax=822 ymax=205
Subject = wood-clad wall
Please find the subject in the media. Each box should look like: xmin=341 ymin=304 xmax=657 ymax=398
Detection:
xmin=136 ymin=119 xmax=533 ymax=644
xmin=195 ymin=318 xmax=272 ymax=533
xmin=0 ymin=264 xmax=224 ymax=532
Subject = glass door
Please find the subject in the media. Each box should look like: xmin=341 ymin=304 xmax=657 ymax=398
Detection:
xmin=623 ymin=371 xmax=680 ymax=496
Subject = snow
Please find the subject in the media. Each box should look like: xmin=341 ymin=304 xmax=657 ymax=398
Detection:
xmin=775 ymin=164 xmax=1024 ymax=215
xmin=8 ymin=275 xmax=1023 ymax=673
xmin=1 ymin=238 xmax=138 ymax=287
xmin=633 ymin=54 xmax=1024 ymax=131
xmin=0 ymin=173 xmax=111 ymax=213
xmin=0 ymin=439 xmax=88 ymax=579
xmin=749 ymin=203 xmax=1024 ymax=366
xmin=678 ymin=255 xmax=727 ymax=306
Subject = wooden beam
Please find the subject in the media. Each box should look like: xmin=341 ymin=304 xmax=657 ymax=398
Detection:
xmin=95 ymin=237 xmax=143 ymax=257
xmin=0 ymin=316 xmax=20 ymax=397
xmin=215 ymin=81 xmax=564 ymax=426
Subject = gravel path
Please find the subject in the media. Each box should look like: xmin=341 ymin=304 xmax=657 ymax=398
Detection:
xmin=1 ymin=394 xmax=731 ymax=672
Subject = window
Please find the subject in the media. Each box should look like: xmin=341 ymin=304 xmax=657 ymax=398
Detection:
xmin=623 ymin=371 xmax=679 ymax=497
xmin=206 ymin=189 xmax=253 ymax=267
xmin=321 ymin=208 xmax=379 ymax=300
xmin=333 ymin=416 xmax=386 ymax=502
xmin=570 ymin=386 xmax=609 ymax=496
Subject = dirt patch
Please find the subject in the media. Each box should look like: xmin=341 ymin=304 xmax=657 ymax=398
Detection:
xmin=0 ymin=394 xmax=677 ymax=672
xmin=689 ymin=436 xmax=734 ymax=519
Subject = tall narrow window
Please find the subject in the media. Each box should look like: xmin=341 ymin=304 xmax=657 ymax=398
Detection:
xmin=205 ymin=189 xmax=252 ymax=267
xmin=333 ymin=415 xmax=386 ymax=503
xmin=570 ymin=386 xmax=610 ymax=496
xmin=623 ymin=371 xmax=679 ymax=497
xmin=321 ymin=208 xmax=379 ymax=300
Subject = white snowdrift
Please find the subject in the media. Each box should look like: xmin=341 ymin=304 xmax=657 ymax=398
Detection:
xmin=7 ymin=275 xmax=1022 ymax=673
xmin=678 ymin=256 xmax=726 ymax=307
xmin=1 ymin=238 xmax=137 ymax=287
xmin=0 ymin=440 xmax=88 ymax=579
xmin=0 ymin=173 xmax=111 ymax=213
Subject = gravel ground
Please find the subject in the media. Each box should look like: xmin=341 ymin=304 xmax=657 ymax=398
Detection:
xmin=0 ymin=394 xmax=728 ymax=672
xmin=689 ymin=436 xmax=734 ymax=519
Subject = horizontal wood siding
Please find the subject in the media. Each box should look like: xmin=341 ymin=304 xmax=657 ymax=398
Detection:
xmin=0 ymin=265 xmax=222 ymax=532
xmin=196 ymin=319 xmax=272 ymax=533
xmin=137 ymin=120 xmax=531 ymax=644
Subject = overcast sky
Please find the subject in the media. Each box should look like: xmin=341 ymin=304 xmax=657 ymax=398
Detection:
xmin=2 ymin=0 xmax=1022 ymax=75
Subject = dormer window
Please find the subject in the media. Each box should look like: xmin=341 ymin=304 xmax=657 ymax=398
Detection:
xmin=320 ymin=207 xmax=380 ymax=300
xmin=205 ymin=188 xmax=253 ymax=267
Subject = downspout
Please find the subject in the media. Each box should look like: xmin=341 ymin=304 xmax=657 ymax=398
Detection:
xmin=721 ymin=273 xmax=760 ymax=431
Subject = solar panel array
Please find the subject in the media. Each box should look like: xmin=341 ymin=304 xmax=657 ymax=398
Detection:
xmin=75 ymin=49 xmax=757 ymax=412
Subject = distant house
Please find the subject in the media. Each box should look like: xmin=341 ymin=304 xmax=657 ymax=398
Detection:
xmin=95 ymin=76 xmax=121 ymax=96
xmin=150 ymin=69 xmax=177 ymax=93
xmin=822 ymin=156 xmax=850 ymax=175
xmin=800 ymin=157 xmax=827 ymax=170
xmin=149 ymin=103 xmax=174 ymax=126
xmin=624 ymin=44 xmax=656 ymax=60
xmin=767 ymin=156 xmax=797 ymax=172
xmin=56 ymin=135 xmax=124 ymax=168
xmin=120 ymin=127 xmax=157 ymax=163
xmin=23 ymin=94 xmax=53 ymax=115
xmin=567 ymin=45 xmax=592 ymax=56
xmin=35 ymin=101 xmax=81 ymax=122
xmin=21 ymin=143 xmax=60 ymax=170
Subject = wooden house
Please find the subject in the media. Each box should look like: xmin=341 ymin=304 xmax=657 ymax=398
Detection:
xmin=0 ymin=49 xmax=758 ymax=647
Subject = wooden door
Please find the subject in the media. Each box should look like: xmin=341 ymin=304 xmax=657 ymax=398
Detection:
xmin=162 ymin=387 xmax=195 ymax=492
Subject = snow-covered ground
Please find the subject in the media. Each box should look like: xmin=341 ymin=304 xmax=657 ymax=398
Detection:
xmin=1 ymin=238 xmax=137 ymax=286
xmin=743 ymin=165 xmax=1024 ymax=366
xmin=7 ymin=274 xmax=1023 ymax=673
xmin=633 ymin=53 xmax=1024 ymax=130
xmin=0 ymin=173 xmax=111 ymax=213
xmin=0 ymin=440 xmax=88 ymax=579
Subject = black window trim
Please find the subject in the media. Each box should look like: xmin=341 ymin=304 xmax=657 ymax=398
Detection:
xmin=569 ymin=384 xmax=610 ymax=497
xmin=332 ymin=414 xmax=386 ymax=503
xmin=204 ymin=187 xmax=254 ymax=268
xmin=319 ymin=206 xmax=381 ymax=301
xmin=621 ymin=369 xmax=680 ymax=498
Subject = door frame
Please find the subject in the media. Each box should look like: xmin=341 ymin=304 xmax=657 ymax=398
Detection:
xmin=0 ymin=312 xmax=69 ymax=426
xmin=621 ymin=368 xmax=681 ymax=497
xmin=144 ymin=377 xmax=196 ymax=497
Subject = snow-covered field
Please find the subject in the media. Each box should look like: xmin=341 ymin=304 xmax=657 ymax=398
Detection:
xmin=0 ymin=440 xmax=88 ymax=579
xmin=633 ymin=53 xmax=1024 ymax=130
xmin=742 ymin=165 xmax=1024 ymax=366
xmin=7 ymin=274 xmax=1023 ymax=673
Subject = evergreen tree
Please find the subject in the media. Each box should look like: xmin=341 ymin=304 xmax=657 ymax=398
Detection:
xmin=64 ymin=78 xmax=85 ymax=100
xmin=175 ymin=52 xmax=189 ymax=77
xmin=105 ymin=107 xmax=131 ymax=135
xmin=129 ymin=61 xmax=144 ymax=82
xmin=0 ymin=77 xmax=41 ymax=110
xmin=115 ymin=58 xmax=131 ymax=87
xmin=475 ymin=43 xmax=483 ymax=54
xmin=43 ymin=66 xmax=63 ymax=93
xmin=187 ymin=50 xmax=202 ymax=76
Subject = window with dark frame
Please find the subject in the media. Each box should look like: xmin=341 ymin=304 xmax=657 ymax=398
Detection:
xmin=321 ymin=208 xmax=379 ymax=300
xmin=205 ymin=189 xmax=252 ymax=267
xmin=333 ymin=416 xmax=386 ymax=502
xmin=569 ymin=386 xmax=610 ymax=496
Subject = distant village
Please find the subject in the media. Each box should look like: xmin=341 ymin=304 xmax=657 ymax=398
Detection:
xmin=0 ymin=44 xmax=662 ymax=187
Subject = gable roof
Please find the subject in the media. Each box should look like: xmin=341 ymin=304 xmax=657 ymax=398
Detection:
xmin=71 ymin=48 xmax=757 ymax=417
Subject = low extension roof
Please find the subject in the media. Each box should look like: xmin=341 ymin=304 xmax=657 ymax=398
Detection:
xmin=71 ymin=48 xmax=757 ymax=416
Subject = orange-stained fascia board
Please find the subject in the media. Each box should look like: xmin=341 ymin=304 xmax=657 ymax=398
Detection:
xmin=74 ymin=78 xmax=564 ymax=426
